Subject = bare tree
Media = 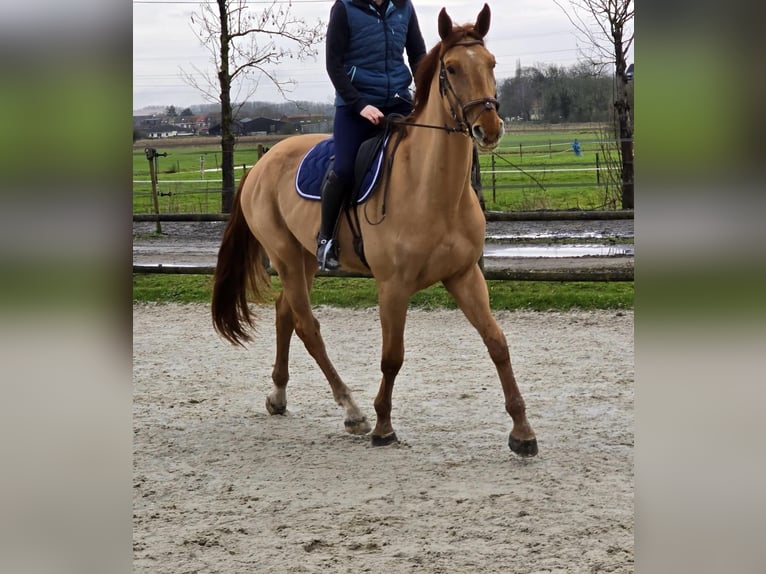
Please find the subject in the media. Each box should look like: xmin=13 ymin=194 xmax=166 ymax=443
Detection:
xmin=184 ymin=0 xmax=324 ymax=212
xmin=553 ymin=0 xmax=634 ymax=208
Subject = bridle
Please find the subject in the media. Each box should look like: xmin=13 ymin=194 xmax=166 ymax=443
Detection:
xmin=389 ymin=38 xmax=499 ymax=137
xmin=438 ymin=39 xmax=500 ymax=135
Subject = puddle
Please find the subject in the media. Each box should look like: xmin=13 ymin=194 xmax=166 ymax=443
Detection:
xmin=487 ymin=231 xmax=633 ymax=241
xmin=484 ymin=243 xmax=634 ymax=258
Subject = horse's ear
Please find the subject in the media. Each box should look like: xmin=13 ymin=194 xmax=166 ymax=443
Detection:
xmin=475 ymin=3 xmax=491 ymax=38
xmin=438 ymin=7 xmax=453 ymax=40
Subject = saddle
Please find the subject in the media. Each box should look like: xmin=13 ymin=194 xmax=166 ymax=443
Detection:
xmin=295 ymin=127 xmax=391 ymax=205
xmin=295 ymin=126 xmax=395 ymax=269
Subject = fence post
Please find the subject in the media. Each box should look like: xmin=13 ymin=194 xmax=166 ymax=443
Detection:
xmin=519 ymin=142 xmax=522 ymax=162
xmin=596 ymin=153 xmax=600 ymax=186
xmin=149 ymin=157 xmax=160 ymax=234
xmin=491 ymin=153 xmax=496 ymax=203
xmin=145 ymin=147 xmax=167 ymax=234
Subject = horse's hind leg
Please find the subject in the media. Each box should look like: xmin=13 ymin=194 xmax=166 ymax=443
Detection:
xmin=270 ymin=254 xmax=371 ymax=435
xmin=443 ymin=266 xmax=538 ymax=457
xmin=266 ymin=292 xmax=292 ymax=415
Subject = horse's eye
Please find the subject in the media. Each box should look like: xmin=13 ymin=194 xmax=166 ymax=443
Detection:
xmin=446 ymin=65 xmax=456 ymax=75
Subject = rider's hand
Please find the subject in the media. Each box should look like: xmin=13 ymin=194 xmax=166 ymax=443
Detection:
xmin=360 ymin=105 xmax=384 ymax=125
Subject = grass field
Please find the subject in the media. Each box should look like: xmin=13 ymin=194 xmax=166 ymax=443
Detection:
xmin=132 ymin=124 xmax=625 ymax=213
xmin=480 ymin=130 xmax=620 ymax=211
xmin=133 ymin=142 xmax=268 ymax=213
xmin=132 ymin=274 xmax=634 ymax=310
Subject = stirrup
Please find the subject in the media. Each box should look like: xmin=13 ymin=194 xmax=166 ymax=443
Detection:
xmin=317 ymin=237 xmax=339 ymax=271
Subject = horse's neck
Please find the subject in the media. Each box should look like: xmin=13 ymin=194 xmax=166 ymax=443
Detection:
xmin=405 ymin=98 xmax=473 ymax=200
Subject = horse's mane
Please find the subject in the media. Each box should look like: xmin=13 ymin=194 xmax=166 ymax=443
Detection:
xmin=411 ymin=23 xmax=483 ymax=117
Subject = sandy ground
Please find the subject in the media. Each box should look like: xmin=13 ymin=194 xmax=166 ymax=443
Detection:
xmin=133 ymin=303 xmax=633 ymax=573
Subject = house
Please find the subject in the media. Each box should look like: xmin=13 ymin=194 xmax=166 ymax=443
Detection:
xmin=241 ymin=117 xmax=288 ymax=135
xmin=281 ymin=114 xmax=331 ymax=134
xmin=133 ymin=113 xmax=210 ymax=136
xmin=208 ymin=116 xmax=291 ymax=136
xmin=133 ymin=114 xmax=163 ymax=128
xmin=145 ymin=123 xmax=194 ymax=139
xmin=194 ymin=114 xmax=211 ymax=134
xmin=208 ymin=120 xmax=245 ymax=137
xmin=172 ymin=114 xmax=211 ymax=134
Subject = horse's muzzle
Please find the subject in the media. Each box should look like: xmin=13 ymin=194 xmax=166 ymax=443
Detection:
xmin=472 ymin=115 xmax=504 ymax=151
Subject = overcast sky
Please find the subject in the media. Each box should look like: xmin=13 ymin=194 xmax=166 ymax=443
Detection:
xmin=133 ymin=0 xmax=633 ymax=112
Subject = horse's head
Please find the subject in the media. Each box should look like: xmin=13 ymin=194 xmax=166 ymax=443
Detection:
xmin=436 ymin=4 xmax=504 ymax=151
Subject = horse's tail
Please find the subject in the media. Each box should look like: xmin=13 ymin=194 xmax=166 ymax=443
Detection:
xmin=211 ymin=172 xmax=271 ymax=347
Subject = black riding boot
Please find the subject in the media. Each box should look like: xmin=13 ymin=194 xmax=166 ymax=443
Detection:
xmin=316 ymin=169 xmax=346 ymax=270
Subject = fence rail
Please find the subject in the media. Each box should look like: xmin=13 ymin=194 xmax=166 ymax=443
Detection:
xmin=132 ymin=209 xmax=634 ymax=282
xmin=132 ymin=210 xmax=633 ymax=223
xmin=132 ymin=263 xmax=633 ymax=282
xmin=133 ymin=138 xmax=633 ymax=215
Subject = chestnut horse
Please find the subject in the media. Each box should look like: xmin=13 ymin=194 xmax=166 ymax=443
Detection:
xmin=212 ymin=4 xmax=537 ymax=456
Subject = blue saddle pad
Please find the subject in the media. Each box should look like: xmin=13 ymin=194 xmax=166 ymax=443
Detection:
xmin=295 ymin=135 xmax=389 ymax=204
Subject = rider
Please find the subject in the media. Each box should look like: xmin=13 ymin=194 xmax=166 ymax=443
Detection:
xmin=317 ymin=0 xmax=426 ymax=270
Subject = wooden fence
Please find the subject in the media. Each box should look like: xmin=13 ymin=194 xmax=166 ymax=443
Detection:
xmin=132 ymin=210 xmax=634 ymax=282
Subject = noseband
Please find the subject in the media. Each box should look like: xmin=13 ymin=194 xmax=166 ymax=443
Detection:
xmin=438 ymin=39 xmax=500 ymax=135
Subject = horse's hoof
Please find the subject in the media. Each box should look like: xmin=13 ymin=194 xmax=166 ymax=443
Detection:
xmin=508 ymin=434 xmax=538 ymax=457
xmin=344 ymin=417 xmax=371 ymax=435
xmin=265 ymin=397 xmax=286 ymax=415
xmin=371 ymin=432 xmax=399 ymax=447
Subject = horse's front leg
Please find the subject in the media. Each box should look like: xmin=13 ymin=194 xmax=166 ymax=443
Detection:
xmin=371 ymin=283 xmax=410 ymax=446
xmin=443 ymin=265 xmax=538 ymax=457
xmin=265 ymin=292 xmax=292 ymax=415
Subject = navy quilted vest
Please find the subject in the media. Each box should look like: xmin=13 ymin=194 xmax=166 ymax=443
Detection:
xmin=335 ymin=0 xmax=414 ymax=108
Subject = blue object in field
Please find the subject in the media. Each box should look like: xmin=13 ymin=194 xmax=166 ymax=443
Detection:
xmin=572 ymin=139 xmax=582 ymax=157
